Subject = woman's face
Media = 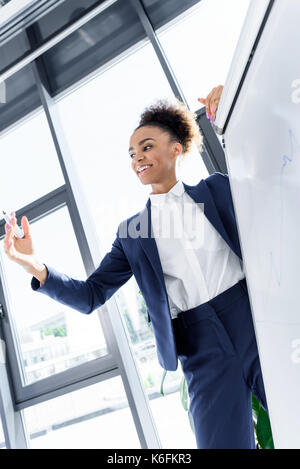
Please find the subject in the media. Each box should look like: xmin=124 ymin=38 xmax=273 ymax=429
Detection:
xmin=128 ymin=125 xmax=182 ymax=185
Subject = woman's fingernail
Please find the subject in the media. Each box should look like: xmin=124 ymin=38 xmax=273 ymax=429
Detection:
xmin=7 ymin=224 xmax=10 ymax=230
xmin=206 ymin=113 xmax=210 ymax=119
xmin=9 ymin=241 xmax=12 ymax=246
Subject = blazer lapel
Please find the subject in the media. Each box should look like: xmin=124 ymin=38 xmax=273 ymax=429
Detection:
xmin=183 ymin=179 xmax=234 ymax=252
xmin=137 ymin=198 xmax=169 ymax=297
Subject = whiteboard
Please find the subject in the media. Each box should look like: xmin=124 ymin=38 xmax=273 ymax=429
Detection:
xmin=214 ymin=0 xmax=300 ymax=449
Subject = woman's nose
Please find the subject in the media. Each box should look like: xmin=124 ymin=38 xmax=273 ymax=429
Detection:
xmin=133 ymin=154 xmax=144 ymax=163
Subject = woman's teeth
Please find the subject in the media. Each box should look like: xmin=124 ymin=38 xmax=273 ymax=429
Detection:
xmin=138 ymin=166 xmax=152 ymax=175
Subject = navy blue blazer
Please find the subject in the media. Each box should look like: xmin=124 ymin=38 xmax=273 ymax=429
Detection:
xmin=31 ymin=171 xmax=242 ymax=371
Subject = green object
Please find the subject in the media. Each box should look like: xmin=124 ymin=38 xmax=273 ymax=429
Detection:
xmin=252 ymin=394 xmax=274 ymax=449
xmin=123 ymin=309 xmax=138 ymax=343
xmin=53 ymin=326 xmax=67 ymax=337
xmin=252 ymin=393 xmax=260 ymax=421
xmin=40 ymin=325 xmax=67 ymax=338
xmin=137 ymin=290 xmax=152 ymax=331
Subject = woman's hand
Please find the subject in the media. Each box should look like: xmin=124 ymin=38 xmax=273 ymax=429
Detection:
xmin=198 ymin=85 xmax=224 ymax=123
xmin=3 ymin=212 xmax=44 ymax=275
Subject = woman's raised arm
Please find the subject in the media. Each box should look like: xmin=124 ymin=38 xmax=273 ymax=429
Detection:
xmin=3 ymin=213 xmax=133 ymax=315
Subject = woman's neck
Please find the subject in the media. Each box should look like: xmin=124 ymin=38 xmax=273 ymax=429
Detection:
xmin=150 ymin=179 xmax=179 ymax=195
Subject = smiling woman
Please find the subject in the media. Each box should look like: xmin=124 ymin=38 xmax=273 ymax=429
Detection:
xmin=47 ymin=41 xmax=204 ymax=448
xmin=128 ymin=98 xmax=203 ymax=195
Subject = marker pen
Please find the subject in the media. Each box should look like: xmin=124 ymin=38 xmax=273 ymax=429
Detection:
xmin=2 ymin=211 xmax=24 ymax=238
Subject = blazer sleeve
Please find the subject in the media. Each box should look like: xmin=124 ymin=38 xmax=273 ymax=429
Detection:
xmin=31 ymin=225 xmax=133 ymax=315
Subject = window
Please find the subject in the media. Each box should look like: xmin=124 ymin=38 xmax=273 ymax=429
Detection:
xmin=0 ymin=416 xmax=5 ymax=449
xmin=157 ymin=0 xmax=250 ymax=111
xmin=22 ymin=375 xmax=139 ymax=448
xmin=0 ymin=109 xmax=65 ymax=213
xmin=0 ymin=205 xmax=108 ymax=386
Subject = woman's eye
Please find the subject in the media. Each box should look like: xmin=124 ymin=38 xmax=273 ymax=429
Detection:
xmin=130 ymin=145 xmax=152 ymax=159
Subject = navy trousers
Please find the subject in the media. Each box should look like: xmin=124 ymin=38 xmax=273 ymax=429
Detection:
xmin=172 ymin=278 xmax=268 ymax=449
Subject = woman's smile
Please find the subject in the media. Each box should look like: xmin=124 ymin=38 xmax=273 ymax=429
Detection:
xmin=138 ymin=165 xmax=153 ymax=176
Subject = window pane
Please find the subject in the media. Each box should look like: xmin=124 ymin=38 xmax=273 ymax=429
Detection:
xmin=0 ymin=206 xmax=108 ymax=386
xmin=157 ymin=0 xmax=250 ymax=111
xmin=22 ymin=375 xmax=139 ymax=448
xmin=0 ymin=0 xmax=13 ymax=6
xmin=0 ymin=416 xmax=5 ymax=449
xmin=143 ymin=0 xmax=200 ymax=30
xmin=0 ymin=63 xmax=41 ymax=132
xmin=0 ymin=109 xmax=65 ymax=213
xmin=37 ymin=0 xmax=145 ymax=95
xmin=56 ymin=41 xmax=202 ymax=448
xmin=0 ymin=30 xmax=30 ymax=75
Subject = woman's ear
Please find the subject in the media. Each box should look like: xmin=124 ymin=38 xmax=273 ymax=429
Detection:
xmin=173 ymin=142 xmax=183 ymax=157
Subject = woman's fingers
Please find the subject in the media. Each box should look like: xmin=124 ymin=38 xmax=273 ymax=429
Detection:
xmin=213 ymin=85 xmax=224 ymax=119
xmin=21 ymin=215 xmax=30 ymax=238
xmin=9 ymin=213 xmax=16 ymax=245
xmin=4 ymin=223 xmax=13 ymax=253
xmin=210 ymin=98 xmax=219 ymax=121
xmin=198 ymin=95 xmax=213 ymax=119
xmin=206 ymin=89 xmax=215 ymax=117
xmin=4 ymin=221 xmax=10 ymax=234
xmin=198 ymin=97 xmax=212 ymax=120
xmin=3 ymin=212 xmax=16 ymax=250
xmin=3 ymin=214 xmax=30 ymax=253
xmin=10 ymin=212 xmax=15 ymax=230
xmin=202 ymin=85 xmax=224 ymax=122
xmin=4 ymin=223 xmax=10 ymax=248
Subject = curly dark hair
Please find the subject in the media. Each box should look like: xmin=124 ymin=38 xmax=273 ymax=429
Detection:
xmin=135 ymin=97 xmax=203 ymax=157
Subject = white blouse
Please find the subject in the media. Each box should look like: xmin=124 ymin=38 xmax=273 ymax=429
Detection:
xmin=149 ymin=179 xmax=245 ymax=319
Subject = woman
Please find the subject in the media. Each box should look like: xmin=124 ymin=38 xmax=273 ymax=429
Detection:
xmin=3 ymin=85 xmax=268 ymax=449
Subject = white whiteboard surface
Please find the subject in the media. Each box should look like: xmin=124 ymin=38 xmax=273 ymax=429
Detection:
xmin=216 ymin=0 xmax=300 ymax=449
